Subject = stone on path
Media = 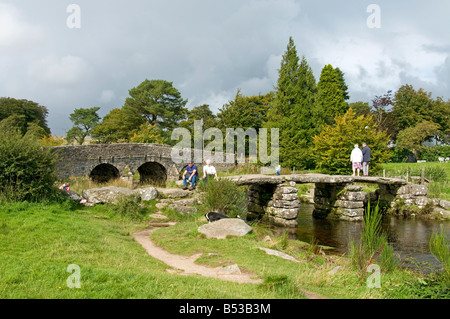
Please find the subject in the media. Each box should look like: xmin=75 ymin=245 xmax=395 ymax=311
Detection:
xmin=257 ymin=247 xmax=300 ymax=263
xmin=197 ymin=219 xmax=252 ymax=239
xmin=218 ymin=264 xmax=242 ymax=275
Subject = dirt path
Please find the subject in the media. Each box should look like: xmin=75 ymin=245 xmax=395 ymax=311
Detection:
xmin=133 ymin=226 xmax=327 ymax=299
xmin=133 ymin=228 xmax=263 ymax=284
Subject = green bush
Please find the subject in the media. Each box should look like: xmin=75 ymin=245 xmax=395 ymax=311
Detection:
xmin=197 ymin=178 xmax=247 ymax=218
xmin=110 ymin=194 xmax=147 ymax=221
xmin=419 ymin=145 xmax=450 ymax=162
xmin=0 ymin=128 xmax=57 ymax=201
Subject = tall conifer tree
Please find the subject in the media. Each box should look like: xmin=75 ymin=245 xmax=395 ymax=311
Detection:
xmin=265 ymin=37 xmax=317 ymax=169
xmin=314 ymin=64 xmax=350 ymax=128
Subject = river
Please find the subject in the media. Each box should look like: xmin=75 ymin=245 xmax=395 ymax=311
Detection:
xmin=273 ymin=203 xmax=450 ymax=272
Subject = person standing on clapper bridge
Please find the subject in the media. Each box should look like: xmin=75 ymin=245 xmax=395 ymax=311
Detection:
xmin=362 ymin=142 xmax=371 ymax=176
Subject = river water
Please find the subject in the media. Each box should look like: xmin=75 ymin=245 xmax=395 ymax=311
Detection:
xmin=274 ymin=203 xmax=450 ymax=272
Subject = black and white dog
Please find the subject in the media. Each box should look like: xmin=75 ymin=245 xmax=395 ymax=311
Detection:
xmin=205 ymin=212 xmax=229 ymax=223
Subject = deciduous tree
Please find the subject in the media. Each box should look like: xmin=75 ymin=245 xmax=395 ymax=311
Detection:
xmin=312 ymin=108 xmax=391 ymax=175
xmin=66 ymin=107 xmax=101 ymax=145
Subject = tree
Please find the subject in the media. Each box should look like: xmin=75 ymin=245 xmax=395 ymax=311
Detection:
xmin=264 ymin=37 xmax=318 ymax=169
xmin=392 ymin=85 xmax=450 ymax=142
xmin=0 ymin=97 xmax=50 ymax=136
xmin=314 ymin=64 xmax=349 ymax=127
xmin=218 ymin=90 xmax=272 ymax=130
xmin=129 ymin=123 xmax=168 ymax=144
xmin=349 ymin=101 xmax=371 ymax=117
xmin=91 ymin=108 xmax=144 ymax=143
xmin=180 ymin=104 xmax=218 ymax=132
xmin=312 ymin=108 xmax=391 ymax=175
xmin=124 ymin=79 xmax=188 ymax=131
xmin=396 ymin=120 xmax=441 ymax=157
xmin=371 ymin=90 xmax=395 ymax=135
xmin=66 ymin=107 xmax=101 ymax=145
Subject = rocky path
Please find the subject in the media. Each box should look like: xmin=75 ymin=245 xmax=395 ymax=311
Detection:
xmin=133 ymin=228 xmax=263 ymax=284
xmin=133 ymin=189 xmax=327 ymax=298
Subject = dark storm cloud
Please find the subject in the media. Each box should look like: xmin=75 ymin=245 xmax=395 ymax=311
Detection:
xmin=0 ymin=0 xmax=449 ymax=135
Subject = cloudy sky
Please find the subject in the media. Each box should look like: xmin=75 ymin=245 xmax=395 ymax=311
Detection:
xmin=1 ymin=0 xmax=449 ymax=136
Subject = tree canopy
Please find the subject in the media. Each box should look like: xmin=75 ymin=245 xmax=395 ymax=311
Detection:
xmin=124 ymin=79 xmax=188 ymax=131
xmin=264 ymin=37 xmax=318 ymax=169
xmin=313 ymin=108 xmax=391 ymax=174
xmin=66 ymin=107 xmax=101 ymax=145
xmin=0 ymin=97 xmax=50 ymax=136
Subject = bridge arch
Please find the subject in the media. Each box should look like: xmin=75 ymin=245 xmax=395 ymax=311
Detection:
xmin=137 ymin=161 xmax=167 ymax=185
xmin=90 ymin=163 xmax=120 ymax=183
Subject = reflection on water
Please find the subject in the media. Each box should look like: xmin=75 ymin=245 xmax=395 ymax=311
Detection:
xmin=278 ymin=204 xmax=450 ymax=272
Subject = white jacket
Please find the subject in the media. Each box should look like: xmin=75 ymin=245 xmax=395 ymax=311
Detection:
xmin=351 ymin=148 xmax=363 ymax=163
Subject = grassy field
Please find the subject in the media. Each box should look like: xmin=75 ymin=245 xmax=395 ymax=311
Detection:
xmin=1 ymin=198 xmax=447 ymax=299
xmin=379 ymin=162 xmax=449 ymax=200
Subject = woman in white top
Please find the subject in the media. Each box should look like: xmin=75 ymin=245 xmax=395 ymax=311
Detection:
xmin=350 ymin=144 xmax=363 ymax=176
xmin=203 ymin=159 xmax=218 ymax=182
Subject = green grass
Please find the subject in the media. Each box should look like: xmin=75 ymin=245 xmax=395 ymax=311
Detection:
xmin=380 ymin=162 xmax=450 ymax=200
xmin=0 ymin=201 xmax=291 ymax=299
xmin=0 ymin=199 xmax=444 ymax=299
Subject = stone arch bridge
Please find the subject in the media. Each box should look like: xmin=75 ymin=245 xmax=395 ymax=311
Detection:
xmin=52 ymin=143 xmax=235 ymax=184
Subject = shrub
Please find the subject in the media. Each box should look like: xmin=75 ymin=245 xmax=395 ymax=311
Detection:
xmin=419 ymin=145 xmax=450 ymax=162
xmin=110 ymin=194 xmax=147 ymax=221
xmin=197 ymin=178 xmax=247 ymax=218
xmin=0 ymin=128 xmax=57 ymax=201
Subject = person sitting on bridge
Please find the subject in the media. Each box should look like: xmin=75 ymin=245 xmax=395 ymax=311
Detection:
xmin=182 ymin=162 xmax=198 ymax=190
xmin=202 ymin=159 xmax=218 ymax=183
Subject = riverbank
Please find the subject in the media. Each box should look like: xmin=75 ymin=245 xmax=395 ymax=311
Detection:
xmin=1 ymin=200 xmax=447 ymax=299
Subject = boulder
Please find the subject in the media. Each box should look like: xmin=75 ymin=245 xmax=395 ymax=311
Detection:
xmin=198 ymin=218 xmax=252 ymax=239
xmin=82 ymin=186 xmax=136 ymax=204
xmin=440 ymin=200 xmax=450 ymax=210
xmin=134 ymin=187 xmax=158 ymax=201
xmin=218 ymin=264 xmax=242 ymax=275
xmin=61 ymin=190 xmax=82 ymax=201
xmin=258 ymin=247 xmax=300 ymax=263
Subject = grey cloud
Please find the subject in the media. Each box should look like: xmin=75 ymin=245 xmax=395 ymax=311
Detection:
xmin=2 ymin=0 xmax=450 ymax=135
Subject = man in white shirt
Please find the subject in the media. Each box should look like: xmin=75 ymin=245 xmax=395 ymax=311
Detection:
xmin=202 ymin=159 xmax=218 ymax=183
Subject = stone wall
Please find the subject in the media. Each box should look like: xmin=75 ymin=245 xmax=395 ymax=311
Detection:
xmin=313 ymin=183 xmax=367 ymax=221
xmin=247 ymin=182 xmax=300 ymax=227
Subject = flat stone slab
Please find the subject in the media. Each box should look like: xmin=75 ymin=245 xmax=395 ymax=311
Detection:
xmin=258 ymin=247 xmax=300 ymax=263
xmin=198 ymin=219 xmax=252 ymax=239
xmin=223 ymin=174 xmax=406 ymax=186
xmin=223 ymin=174 xmax=285 ymax=186
xmin=284 ymin=174 xmax=406 ymax=185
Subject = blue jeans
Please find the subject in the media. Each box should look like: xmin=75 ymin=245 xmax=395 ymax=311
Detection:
xmin=183 ymin=175 xmax=197 ymax=187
